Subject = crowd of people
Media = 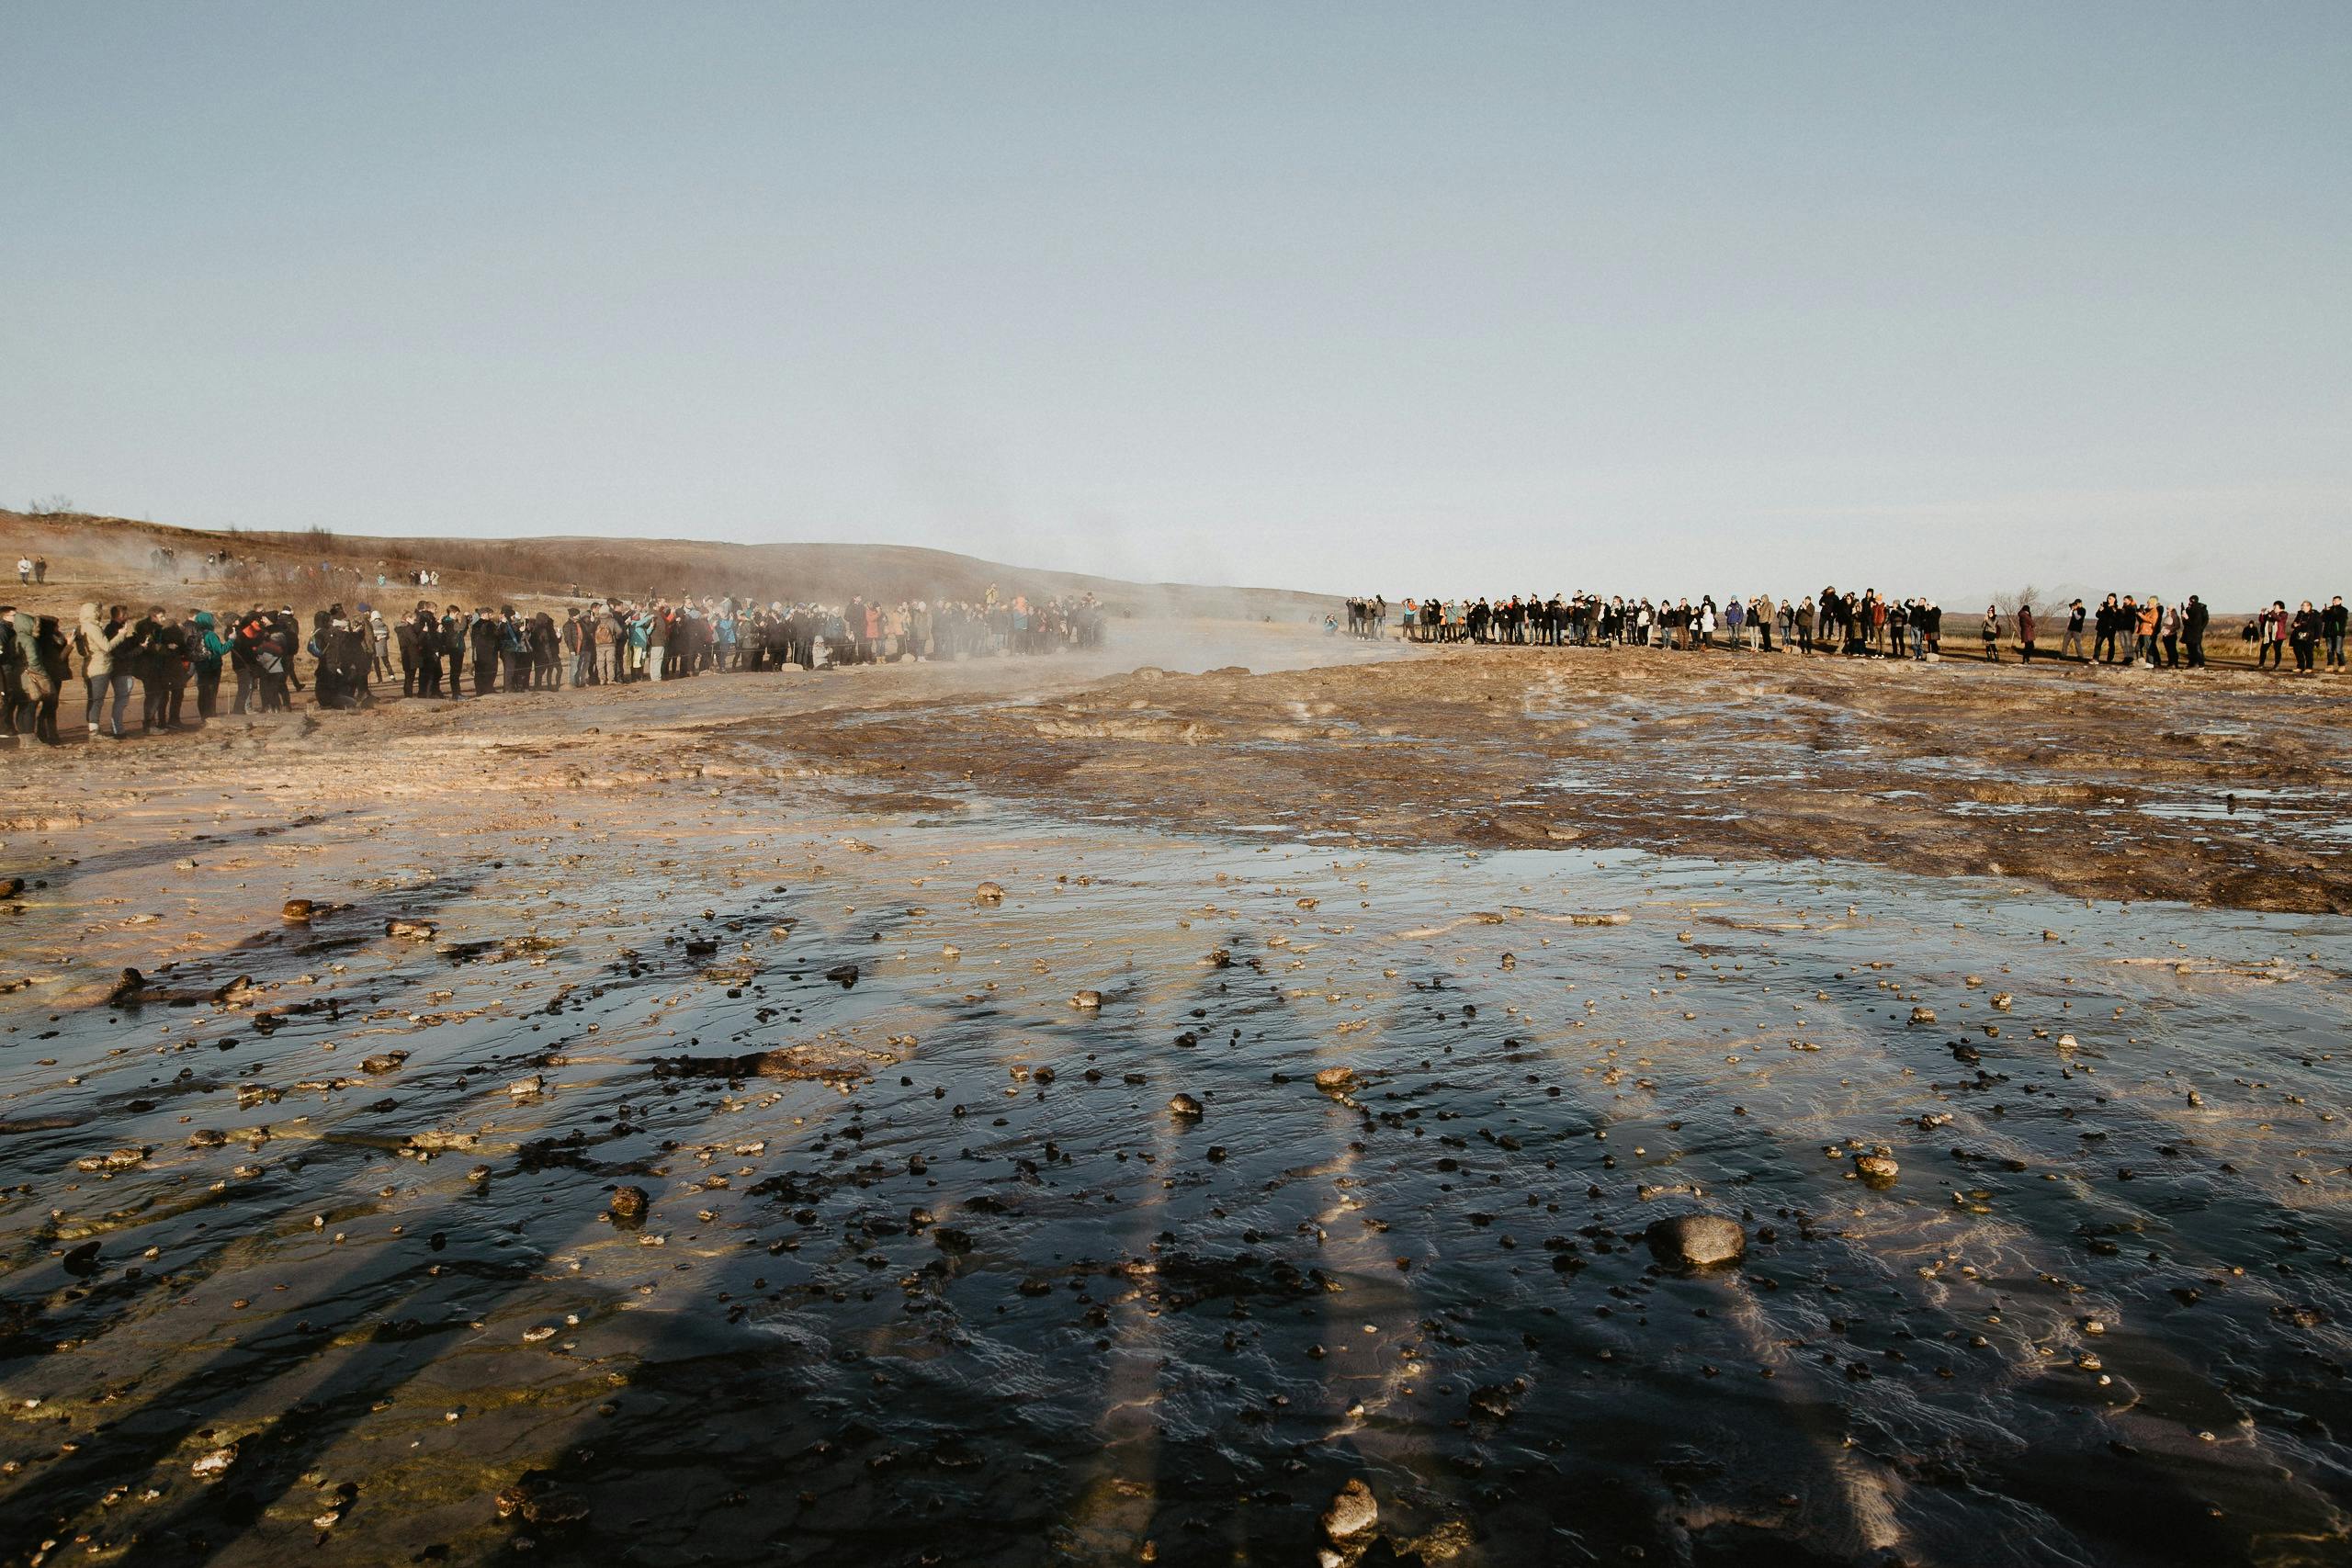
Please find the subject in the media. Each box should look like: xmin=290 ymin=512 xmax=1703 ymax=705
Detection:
xmin=1358 ymin=588 xmax=2348 ymax=672
xmin=0 ymin=588 xmax=1105 ymax=745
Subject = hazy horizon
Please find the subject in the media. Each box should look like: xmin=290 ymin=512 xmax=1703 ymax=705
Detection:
xmin=5 ymin=3 xmax=2346 ymax=606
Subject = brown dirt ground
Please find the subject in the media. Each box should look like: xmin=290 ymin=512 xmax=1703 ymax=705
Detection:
xmin=7 ymin=628 xmax=2346 ymax=915
xmin=770 ymin=643 xmax=2352 ymax=915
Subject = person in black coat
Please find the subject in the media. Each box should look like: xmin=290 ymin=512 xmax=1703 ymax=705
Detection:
xmin=396 ymin=608 xmax=424 ymax=696
xmin=469 ymin=609 xmax=501 ymax=695
xmin=438 ymin=606 xmax=466 ymax=696
xmin=530 ymin=611 xmax=561 ymax=689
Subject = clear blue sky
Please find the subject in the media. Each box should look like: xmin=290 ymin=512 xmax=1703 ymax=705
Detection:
xmin=5 ymin=3 xmax=2346 ymax=604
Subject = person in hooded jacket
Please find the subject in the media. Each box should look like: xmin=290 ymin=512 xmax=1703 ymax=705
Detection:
xmin=192 ymin=611 xmax=227 ymax=720
xmin=77 ymin=604 xmax=139 ymax=739
xmin=1 ymin=610 xmax=65 ymax=745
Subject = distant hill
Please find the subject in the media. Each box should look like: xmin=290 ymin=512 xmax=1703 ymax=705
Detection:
xmin=0 ymin=508 xmax=1330 ymax=622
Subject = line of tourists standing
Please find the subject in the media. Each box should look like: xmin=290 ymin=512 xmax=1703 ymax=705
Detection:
xmin=1368 ymin=589 xmax=2345 ymax=674
xmin=1 ymin=588 xmax=1105 ymax=746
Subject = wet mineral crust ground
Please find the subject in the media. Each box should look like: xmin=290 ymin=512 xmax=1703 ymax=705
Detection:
xmin=1 ymin=627 xmax=2346 ymax=1567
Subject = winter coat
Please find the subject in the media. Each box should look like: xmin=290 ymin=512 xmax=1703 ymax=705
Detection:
xmin=76 ymin=604 xmax=136 ymax=679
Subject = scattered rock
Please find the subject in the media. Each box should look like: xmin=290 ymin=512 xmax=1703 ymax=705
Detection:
xmin=1908 ymin=1006 xmax=1936 ymax=1025
xmin=608 ymin=1185 xmax=650 ymax=1225
xmin=404 ymin=1130 xmax=478 ymax=1155
xmin=1854 ymin=1153 xmax=1900 ymax=1185
xmin=1645 ymin=1213 xmax=1747 ymax=1269
xmin=282 ymin=898 xmax=317 ymax=921
xmin=1467 ymin=1382 xmax=1521 ymax=1421
xmin=1168 ymin=1092 xmax=1204 ymax=1119
xmin=975 ymin=881 xmax=1006 ymax=905
xmin=494 ymin=1477 xmax=590 ymax=1528
xmin=1070 ymin=989 xmax=1102 ymax=1010
xmin=75 ymin=1145 xmax=150 ymax=1172
xmin=386 ymin=919 xmax=436 ymax=941
xmin=190 ymin=1442 xmax=240 ymax=1480
xmin=1321 ymin=1478 xmax=1378 ymax=1544
xmin=1314 ymin=1066 xmax=1357 ymax=1092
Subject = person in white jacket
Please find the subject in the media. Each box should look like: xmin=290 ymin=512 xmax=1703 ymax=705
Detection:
xmin=76 ymin=603 xmax=139 ymax=739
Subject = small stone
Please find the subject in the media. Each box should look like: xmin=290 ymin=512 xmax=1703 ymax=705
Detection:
xmin=607 ymin=1186 xmax=650 ymax=1224
xmin=386 ymin=919 xmax=435 ymax=941
xmin=975 ymin=881 xmax=1007 ymax=905
xmin=1854 ymin=1154 xmax=1900 ymax=1185
xmin=282 ymin=898 xmax=316 ymax=921
xmin=1645 ymin=1213 xmax=1747 ymax=1268
xmin=1314 ymin=1066 xmax=1357 ymax=1092
xmin=1168 ymin=1093 xmax=1204 ymax=1119
xmin=1908 ymin=1007 xmax=1936 ymax=1025
xmin=191 ymin=1443 xmax=240 ymax=1479
xmin=1070 ymin=990 xmax=1102 ymax=1010
xmin=405 ymin=1130 xmax=477 ymax=1154
xmin=1321 ymin=1478 xmax=1377 ymax=1543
